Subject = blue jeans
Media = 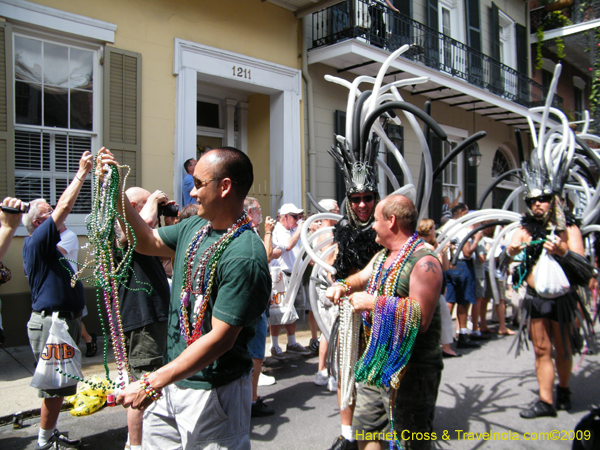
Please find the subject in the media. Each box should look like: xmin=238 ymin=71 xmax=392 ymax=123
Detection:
xmin=444 ymin=260 xmax=476 ymax=305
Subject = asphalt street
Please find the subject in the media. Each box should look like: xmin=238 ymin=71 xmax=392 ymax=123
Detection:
xmin=1 ymin=322 xmax=599 ymax=450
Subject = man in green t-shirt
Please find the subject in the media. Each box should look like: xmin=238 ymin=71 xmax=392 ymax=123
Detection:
xmin=105 ymin=146 xmax=271 ymax=449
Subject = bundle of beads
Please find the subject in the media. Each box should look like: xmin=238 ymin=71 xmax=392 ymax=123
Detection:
xmin=338 ymin=297 xmax=361 ymax=410
xmin=63 ymin=158 xmax=138 ymax=389
xmin=180 ymin=213 xmax=252 ymax=346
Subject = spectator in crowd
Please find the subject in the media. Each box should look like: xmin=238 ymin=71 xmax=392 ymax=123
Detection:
xmin=441 ymin=203 xmax=483 ymax=349
xmin=56 ymin=224 xmax=98 ymax=357
xmin=0 ymin=197 xmax=27 ymax=346
xmin=244 ymin=196 xmax=280 ymax=417
xmin=418 ymin=218 xmax=460 ymax=357
xmin=313 ymin=199 xmax=340 ymax=388
xmin=270 ymin=203 xmax=312 ymax=358
xmin=441 ymin=190 xmax=461 ymax=221
xmin=22 ymin=152 xmax=93 ymax=449
xmin=181 ymin=158 xmax=197 ymax=207
xmin=117 ymin=187 xmax=171 ymax=450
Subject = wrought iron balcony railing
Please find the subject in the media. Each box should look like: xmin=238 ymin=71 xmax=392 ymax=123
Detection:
xmin=310 ymin=0 xmax=563 ymax=109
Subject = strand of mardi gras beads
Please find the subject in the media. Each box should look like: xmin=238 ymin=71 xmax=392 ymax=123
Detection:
xmin=65 ymin=159 xmax=137 ymax=389
xmin=179 ymin=213 xmax=252 ymax=346
xmin=338 ymin=297 xmax=361 ymax=410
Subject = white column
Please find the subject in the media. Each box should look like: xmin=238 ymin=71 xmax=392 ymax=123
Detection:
xmin=270 ymin=90 xmax=302 ymax=212
xmin=224 ymin=99 xmax=237 ymax=147
xmin=236 ymin=102 xmax=249 ymax=154
xmin=174 ymin=67 xmax=197 ymax=205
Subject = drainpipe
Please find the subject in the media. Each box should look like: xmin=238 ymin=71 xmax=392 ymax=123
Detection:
xmin=302 ymin=16 xmax=317 ymax=212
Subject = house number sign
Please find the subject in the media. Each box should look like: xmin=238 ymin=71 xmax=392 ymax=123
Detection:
xmin=232 ymin=66 xmax=251 ymax=79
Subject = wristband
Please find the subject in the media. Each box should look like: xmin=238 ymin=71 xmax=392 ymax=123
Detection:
xmin=140 ymin=373 xmax=163 ymax=401
xmin=75 ymin=174 xmax=84 ymax=182
xmin=265 ymin=232 xmax=272 ymax=235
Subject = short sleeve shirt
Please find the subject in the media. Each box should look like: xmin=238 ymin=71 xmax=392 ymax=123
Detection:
xmin=158 ymin=215 xmax=271 ymax=390
xmin=22 ymin=217 xmax=85 ymax=313
xmin=58 ymin=229 xmax=79 ymax=272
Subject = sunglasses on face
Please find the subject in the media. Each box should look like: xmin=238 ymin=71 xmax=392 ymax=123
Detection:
xmin=525 ymin=194 xmax=553 ymax=207
xmin=289 ymin=214 xmax=301 ymax=220
xmin=349 ymin=194 xmax=374 ymax=204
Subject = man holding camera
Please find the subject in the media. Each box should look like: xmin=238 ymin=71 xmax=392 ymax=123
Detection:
xmin=118 ymin=187 xmax=171 ymax=450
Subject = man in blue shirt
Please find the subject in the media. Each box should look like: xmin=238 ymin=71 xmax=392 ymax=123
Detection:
xmin=182 ymin=158 xmax=197 ymax=206
xmin=22 ymin=151 xmax=93 ymax=449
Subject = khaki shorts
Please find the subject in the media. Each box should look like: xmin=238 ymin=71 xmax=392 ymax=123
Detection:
xmin=27 ymin=312 xmax=82 ymax=398
xmin=124 ymin=320 xmax=168 ymax=381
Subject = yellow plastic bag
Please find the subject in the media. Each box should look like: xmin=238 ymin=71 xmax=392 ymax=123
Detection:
xmin=66 ymin=376 xmax=113 ymax=417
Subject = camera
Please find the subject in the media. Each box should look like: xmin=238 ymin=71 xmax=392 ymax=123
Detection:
xmin=450 ymin=238 xmax=459 ymax=245
xmin=1 ymin=202 xmax=30 ymax=214
xmin=158 ymin=203 xmax=179 ymax=217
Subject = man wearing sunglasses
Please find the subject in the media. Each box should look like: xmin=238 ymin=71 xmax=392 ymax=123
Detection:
xmin=506 ymin=190 xmax=571 ymax=419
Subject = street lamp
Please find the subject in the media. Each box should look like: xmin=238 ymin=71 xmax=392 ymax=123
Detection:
xmin=467 ymin=143 xmax=482 ymax=167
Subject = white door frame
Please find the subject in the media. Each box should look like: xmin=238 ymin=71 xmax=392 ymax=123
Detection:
xmin=173 ymin=39 xmax=303 ymax=212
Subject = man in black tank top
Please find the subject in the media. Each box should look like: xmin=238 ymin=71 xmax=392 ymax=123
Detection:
xmin=327 ymin=194 xmax=444 ymax=450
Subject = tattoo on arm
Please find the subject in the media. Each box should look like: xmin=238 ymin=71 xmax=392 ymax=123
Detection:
xmin=420 ymin=261 xmax=437 ymax=273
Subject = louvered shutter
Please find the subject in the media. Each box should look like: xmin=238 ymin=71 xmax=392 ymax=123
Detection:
xmin=428 ymin=134 xmax=443 ymax=225
xmin=0 ymin=22 xmax=14 ymax=199
xmin=464 ymin=148 xmax=477 ymax=211
xmin=465 ymin=0 xmax=483 ymax=87
xmin=516 ymin=24 xmax=529 ymax=105
xmin=489 ymin=3 xmax=502 ymax=95
xmin=425 ymin=0 xmax=440 ymax=70
xmin=103 ymin=47 xmax=141 ymax=189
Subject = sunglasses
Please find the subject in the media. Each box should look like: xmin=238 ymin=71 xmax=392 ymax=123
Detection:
xmin=349 ymin=194 xmax=374 ymax=204
xmin=525 ymin=194 xmax=553 ymax=207
xmin=289 ymin=214 xmax=301 ymax=220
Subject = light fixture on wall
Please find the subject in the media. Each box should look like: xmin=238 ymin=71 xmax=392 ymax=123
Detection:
xmin=467 ymin=143 xmax=482 ymax=167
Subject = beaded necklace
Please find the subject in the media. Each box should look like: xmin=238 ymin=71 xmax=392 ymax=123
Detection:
xmin=354 ymin=232 xmax=423 ymax=450
xmin=179 ymin=213 xmax=252 ymax=346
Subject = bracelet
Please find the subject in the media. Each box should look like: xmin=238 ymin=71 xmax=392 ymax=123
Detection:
xmin=140 ymin=373 xmax=163 ymax=401
xmin=75 ymin=174 xmax=84 ymax=182
xmin=265 ymin=232 xmax=272 ymax=235
xmin=335 ymin=279 xmax=351 ymax=296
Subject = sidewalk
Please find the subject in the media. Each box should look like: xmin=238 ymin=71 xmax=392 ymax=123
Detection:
xmin=0 ymin=323 xmax=316 ymax=426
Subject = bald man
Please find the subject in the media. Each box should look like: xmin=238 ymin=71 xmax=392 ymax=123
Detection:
xmin=118 ymin=187 xmax=171 ymax=450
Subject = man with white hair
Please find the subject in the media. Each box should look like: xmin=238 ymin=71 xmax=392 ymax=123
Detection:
xmin=22 ymin=151 xmax=93 ymax=449
xmin=270 ymin=203 xmax=312 ymax=358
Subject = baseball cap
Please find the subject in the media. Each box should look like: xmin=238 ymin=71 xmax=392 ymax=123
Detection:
xmin=279 ymin=203 xmax=303 ymax=216
xmin=318 ymin=199 xmax=338 ymax=212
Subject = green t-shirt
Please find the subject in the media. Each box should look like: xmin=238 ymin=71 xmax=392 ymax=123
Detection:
xmin=158 ymin=215 xmax=271 ymax=390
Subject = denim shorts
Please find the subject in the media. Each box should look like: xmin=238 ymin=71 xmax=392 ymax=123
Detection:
xmin=444 ymin=260 xmax=476 ymax=305
xmin=248 ymin=311 xmax=268 ymax=360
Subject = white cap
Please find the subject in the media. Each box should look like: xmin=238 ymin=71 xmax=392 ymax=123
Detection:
xmin=318 ymin=199 xmax=338 ymax=212
xmin=279 ymin=203 xmax=303 ymax=215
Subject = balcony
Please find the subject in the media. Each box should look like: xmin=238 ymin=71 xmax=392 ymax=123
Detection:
xmin=310 ymin=0 xmax=562 ymax=109
xmin=530 ymin=0 xmax=600 ymax=32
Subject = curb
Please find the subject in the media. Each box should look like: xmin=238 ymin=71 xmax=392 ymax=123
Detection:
xmin=0 ymin=403 xmax=73 ymax=428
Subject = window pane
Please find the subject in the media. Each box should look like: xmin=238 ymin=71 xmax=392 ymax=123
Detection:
xmin=15 ymin=130 xmax=42 ymax=170
xmin=14 ymin=36 xmax=42 ymax=83
xmin=44 ymin=89 xmax=68 ymax=128
xmin=70 ymin=48 xmax=93 ymax=90
xmin=43 ymin=42 xmax=69 ymax=87
xmin=55 ymin=178 xmax=92 ymax=213
xmin=15 ymin=176 xmax=51 ymax=203
xmin=55 ymin=134 xmax=68 ymax=172
xmin=70 ymin=90 xmax=93 ymax=130
xmin=15 ymin=81 xmax=42 ymax=125
xmin=68 ymin=135 xmax=92 ymax=172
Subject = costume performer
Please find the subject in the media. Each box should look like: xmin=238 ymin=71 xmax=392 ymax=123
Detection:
xmin=108 ymin=146 xmax=271 ymax=449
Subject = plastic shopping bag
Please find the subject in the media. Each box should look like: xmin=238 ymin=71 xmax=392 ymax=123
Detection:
xmin=67 ymin=376 xmax=112 ymax=416
xmin=268 ymin=267 xmax=299 ymax=326
xmin=533 ymin=249 xmax=570 ymax=298
xmin=30 ymin=313 xmax=84 ymax=390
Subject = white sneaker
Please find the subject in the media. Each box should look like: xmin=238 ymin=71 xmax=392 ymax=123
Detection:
xmin=258 ymin=373 xmax=276 ymax=386
xmin=315 ymin=369 xmax=328 ymax=386
xmin=327 ymin=376 xmax=337 ymax=392
xmin=270 ymin=346 xmax=286 ymax=360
